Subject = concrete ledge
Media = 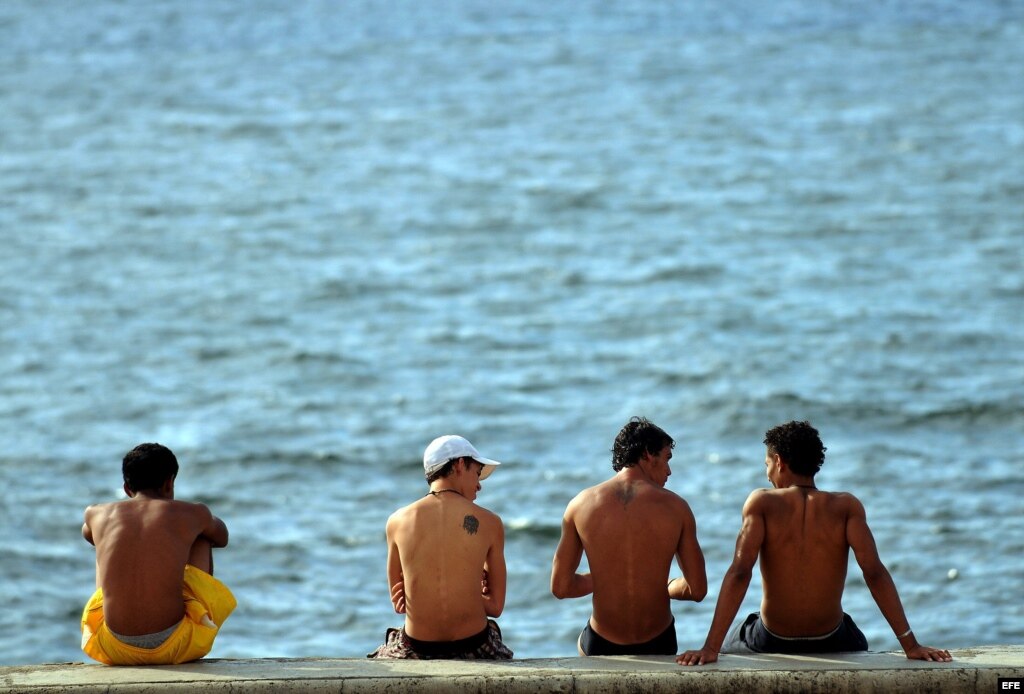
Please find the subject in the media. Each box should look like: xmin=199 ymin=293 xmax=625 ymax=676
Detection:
xmin=2 ymin=646 xmax=1022 ymax=693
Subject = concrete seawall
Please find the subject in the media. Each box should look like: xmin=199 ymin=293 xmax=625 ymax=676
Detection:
xmin=3 ymin=646 xmax=1022 ymax=693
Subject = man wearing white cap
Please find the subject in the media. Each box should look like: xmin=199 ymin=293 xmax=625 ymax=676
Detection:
xmin=368 ymin=435 xmax=513 ymax=659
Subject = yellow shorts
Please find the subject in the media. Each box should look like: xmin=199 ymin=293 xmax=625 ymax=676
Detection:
xmin=81 ymin=565 xmax=236 ymax=665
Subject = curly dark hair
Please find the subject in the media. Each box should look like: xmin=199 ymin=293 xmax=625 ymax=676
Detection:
xmin=763 ymin=421 xmax=827 ymax=476
xmin=122 ymin=443 xmax=179 ymax=493
xmin=612 ymin=417 xmax=674 ymax=471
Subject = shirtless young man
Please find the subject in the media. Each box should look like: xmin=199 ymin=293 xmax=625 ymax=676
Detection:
xmin=678 ymin=421 xmax=952 ymax=665
xmin=551 ymin=417 xmax=707 ymax=656
xmin=368 ymin=435 xmax=512 ymax=659
xmin=81 ymin=443 xmax=236 ymax=665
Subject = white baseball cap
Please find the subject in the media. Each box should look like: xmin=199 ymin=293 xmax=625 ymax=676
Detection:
xmin=423 ymin=435 xmax=502 ymax=480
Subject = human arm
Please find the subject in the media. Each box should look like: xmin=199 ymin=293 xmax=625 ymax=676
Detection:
xmin=550 ymin=503 xmax=594 ymax=599
xmin=482 ymin=515 xmax=507 ymax=618
xmin=82 ymin=507 xmax=95 ymax=546
xmin=677 ymin=492 xmax=765 ymax=666
xmin=668 ymin=500 xmax=707 ymax=602
xmin=196 ymin=503 xmax=229 ymax=548
xmin=847 ymin=498 xmax=952 ymax=662
xmin=385 ymin=516 xmax=406 ymax=614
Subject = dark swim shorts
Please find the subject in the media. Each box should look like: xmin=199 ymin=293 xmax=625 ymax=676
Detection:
xmin=367 ymin=619 xmax=513 ymax=660
xmin=723 ymin=612 xmax=868 ymax=654
xmin=578 ymin=619 xmax=677 ymax=656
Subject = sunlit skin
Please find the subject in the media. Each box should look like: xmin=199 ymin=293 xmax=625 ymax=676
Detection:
xmin=676 ymin=448 xmax=952 ymax=665
xmin=385 ymin=458 xmax=506 ymax=642
xmin=552 ymin=445 xmax=707 ymax=652
xmin=82 ymin=476 xmax=228 ymax=636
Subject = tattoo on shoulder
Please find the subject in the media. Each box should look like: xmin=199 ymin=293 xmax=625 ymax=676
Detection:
xmin=463 ymin=515 xmax=480 ymax=535
xmin=616 ymin=486 xmax=636 ymax=506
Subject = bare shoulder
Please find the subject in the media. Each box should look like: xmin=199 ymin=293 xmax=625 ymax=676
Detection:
xmin=83 ymin=501 xmax=110 ymax=518
xmin=167 ymin=498 xmax=215 ymax=522
xmin=452 ymin=502 xmax=500 ymax=544
xmin=742 ymin=487 xmax=773 ymax=512
xmin=654 ymin=486 xmax=696 ymax=515
xmin=573 ymin=483 xmax=603 ymax=505
xmin=468 ymin=503 xmax=503 ymax=529
xmin=563 ymin=484 xmax=601 ymax=516
xmin=660 ymin=485 xmax=690 ymax=504
xmin=386 ymin=501 xmax=417 ymax=530
xmin=175 ymin=498 xmax=213 ymax=512
xmin=85 ymin=498 xmax=132 ymax=520
xmin=82 ymin=501 xmax=114 ymax=532
xmin=830 ymin=490 xmax=866 ymax=515
xmin=830 ymin=490 xmax=861 ymax=503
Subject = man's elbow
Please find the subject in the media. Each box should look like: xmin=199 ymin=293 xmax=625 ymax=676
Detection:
xmin=207 ymin=534 xmax=228 ymax=549
xmin=551 ymin=572 xmax=574 ymax=600
xmin=207 ymin=522 xmax=229 ymax=548
xmin=860 ymin=561 xmax=891 ymax=588
xmin=723 ymin=565 xmax=753 ymax=587
xmin=691 ymin=582 xmax=708 ymax=602
xmin=484 ymin=585 xmax=507 ymax=617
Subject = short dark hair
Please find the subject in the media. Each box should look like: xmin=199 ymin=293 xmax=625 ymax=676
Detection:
xmin=763 ymin=421 xmax=827 ymax=476
xmin=122 ymin=443 xmax=179 ymax=493
xmin=426 ymin=458 xmax=460 ymax=484
xmin=612 ymin=417 xmax=674 ymax=471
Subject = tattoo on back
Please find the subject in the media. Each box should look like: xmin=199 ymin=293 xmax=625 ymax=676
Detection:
xmin=616 ymin=486 xmax=636 ymax=506
xmin=463 ymin=514 xmax=479 ymax=535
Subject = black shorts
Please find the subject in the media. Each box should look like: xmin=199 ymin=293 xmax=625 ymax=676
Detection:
xmin=723 ymin=612 xmax=868 ymax=655
xmin=578 ymin=619 xmax=677 ymax=656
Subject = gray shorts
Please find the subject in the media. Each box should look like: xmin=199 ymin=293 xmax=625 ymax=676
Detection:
xmin=723 ymin=612 xmax=868 ymax=654
xmin=109 ymin=621 xmax=182 ymax=650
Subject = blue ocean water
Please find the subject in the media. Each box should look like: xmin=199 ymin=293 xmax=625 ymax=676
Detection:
xmin=1 ymin=0 xmax=1022 ymax=665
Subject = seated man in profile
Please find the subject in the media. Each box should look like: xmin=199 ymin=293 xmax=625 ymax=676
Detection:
xmin=368 ymin=435 xmax=512 ymax=659
xmin=678 ymin=420 xmax=951 ymax=665
xmin=551 ymin=416 xmax=707 ymax=655
xmin=81 ymin=443 xmax=236 ymax=665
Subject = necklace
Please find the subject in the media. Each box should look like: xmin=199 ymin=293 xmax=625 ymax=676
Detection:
xmin=427 ymin=488 xmax=465 ymax=498
xmin=793 ymin=484 xmax=817 ymax=490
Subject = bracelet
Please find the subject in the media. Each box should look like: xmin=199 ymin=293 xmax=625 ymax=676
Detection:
xmin=897 ymin=628 xmax=913 ymax=639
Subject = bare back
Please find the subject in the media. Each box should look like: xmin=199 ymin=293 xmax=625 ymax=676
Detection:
xmin=757 ymin=487 xmax=855 ymax=635
xmin=387 ymin=494 xmax=505 ymax=641
xmin=573 ymin=479 xmax=693 ymax=643
xmin=83 ymin=497 xmax=225 ymax=635
xmin=678 ymin=446 xmax=953 ymax=666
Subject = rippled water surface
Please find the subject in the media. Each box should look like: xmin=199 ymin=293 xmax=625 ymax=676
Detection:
xmin=1 ymin=0 xmax=1022 ymax=664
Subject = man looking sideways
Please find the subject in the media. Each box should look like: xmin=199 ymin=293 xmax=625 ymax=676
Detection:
xmin=369 ymin=435 xmax=512 ymax=659
xmin=552 ymin=416 xmax=707 ymax=655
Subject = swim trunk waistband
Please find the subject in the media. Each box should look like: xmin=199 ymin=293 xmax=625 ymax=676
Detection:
xmin=405 ymin=624 xmax=490 ymax=656
xmin=761 ymin=618 xmax=843 ymax=641
xmin=109 ymin=621 xmax=182 ymax=650
xmin=578 ymin=619 xmax=677 ymax=656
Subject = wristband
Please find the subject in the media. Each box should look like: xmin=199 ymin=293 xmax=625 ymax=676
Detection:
xmin=897 ymin=628 xmax=913 ymax=639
